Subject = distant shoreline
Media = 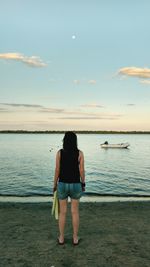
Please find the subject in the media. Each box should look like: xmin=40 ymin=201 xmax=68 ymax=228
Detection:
xmin=0 ymin=130 xmax=150 ymax=134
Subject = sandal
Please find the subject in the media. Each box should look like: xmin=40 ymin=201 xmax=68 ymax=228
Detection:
xmin=72 ymin=237 xmax=80 ymax=246
xmin=57 ymin=237 xmax=65 ymax=245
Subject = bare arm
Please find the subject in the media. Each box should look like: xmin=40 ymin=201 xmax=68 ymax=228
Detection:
xmin=53 ymin=150 xmax=60 ymax=192
xmin=79 ymin=151 xmax=85 ymax=184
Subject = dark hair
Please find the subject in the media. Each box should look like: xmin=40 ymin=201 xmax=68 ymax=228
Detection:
xmin=63 ymin=131 xmax=78 ymax=151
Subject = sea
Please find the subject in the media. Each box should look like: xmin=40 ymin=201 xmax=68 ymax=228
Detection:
xmin=0 ymin=133 xmax=150 ymax=202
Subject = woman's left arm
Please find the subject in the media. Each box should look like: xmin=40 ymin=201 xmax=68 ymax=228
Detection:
xmin=53 ymin=150 xmax=60 ymax=192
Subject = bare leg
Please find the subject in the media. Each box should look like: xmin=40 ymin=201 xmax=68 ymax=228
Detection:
xmin=58 ymin=199 xmax=68 ymax=242
xmin=71 ymin=199 xmax=80 ymax=243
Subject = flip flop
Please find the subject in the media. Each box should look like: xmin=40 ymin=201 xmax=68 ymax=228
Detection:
xmin=57 ymin=237 xmax=65 ymax=245
xmin=72 ymin=237 xmax=80 ymax=246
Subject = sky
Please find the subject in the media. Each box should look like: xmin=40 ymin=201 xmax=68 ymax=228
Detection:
xmin=0 ymin=0 xmax=150 ymax=131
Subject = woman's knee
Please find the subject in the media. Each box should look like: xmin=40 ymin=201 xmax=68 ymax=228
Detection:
xmin=60 ymin=207 xmax=67 ymax=216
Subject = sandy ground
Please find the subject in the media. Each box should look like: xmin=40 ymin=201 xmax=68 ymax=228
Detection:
xmin=0 ymin=201 xmax=150 ymax=267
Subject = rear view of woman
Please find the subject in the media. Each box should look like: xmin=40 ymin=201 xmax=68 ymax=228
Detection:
xmin=53 ymin=131 xmax=85 ymax=245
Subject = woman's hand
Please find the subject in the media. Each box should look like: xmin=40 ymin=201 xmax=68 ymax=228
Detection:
xmin=81 ymin=182 xmax=85 ymax=192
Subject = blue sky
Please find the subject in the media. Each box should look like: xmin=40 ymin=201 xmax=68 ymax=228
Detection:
xmin=0 ymin=0 xmax=150 ymax=130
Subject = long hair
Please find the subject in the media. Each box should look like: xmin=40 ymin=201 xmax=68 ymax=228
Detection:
xmin=63 ymin=131 xmax=78 ymax=151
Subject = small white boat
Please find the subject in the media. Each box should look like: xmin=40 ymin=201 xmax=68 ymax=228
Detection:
xmin=101 ymin=142 xmax=130 ymax=149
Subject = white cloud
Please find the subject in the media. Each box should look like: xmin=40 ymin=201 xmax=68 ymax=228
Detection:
xmin=88 ymin=80 xmax=96 ymax=84
xmin=0 ymin=53 xmax=47 ymax=67
xmin=0 ymin=102 xmax=122 ymax=121
xmin=73 ymin=79 xmax=97 ymax=85
xmin=73 ymin=80 xmax=80 ymax=84
xmin=52 ymin=116 xmax=119 ymax=120
xmin=118 ymin=67 xmax=150 ymax=79
xmin=140 ymin=79 xmax=150 ymax=85
xmin=81 ymin=103 xmax=104 ymax=108
xmin=126 ymin=104 xmax=135 ymax=106
xmin=49 ymin=110 xmax=122 ymax=120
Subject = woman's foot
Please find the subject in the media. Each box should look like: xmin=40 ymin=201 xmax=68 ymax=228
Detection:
xmin=58 ymin=236 xmax=65 ymax=245
xmin=72 ymin=235 xmax=80 ymax=245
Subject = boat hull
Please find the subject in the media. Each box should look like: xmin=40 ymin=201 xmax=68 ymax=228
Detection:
xmin=101 ymin=143 xmax=130 ymax=148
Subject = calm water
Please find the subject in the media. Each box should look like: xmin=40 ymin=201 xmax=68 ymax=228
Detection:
xmin=0 ymin=134 xmax=150 ymax=197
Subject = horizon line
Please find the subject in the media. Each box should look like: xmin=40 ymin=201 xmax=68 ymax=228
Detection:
xmin=0 ymin=130 xmax=150 ymax=134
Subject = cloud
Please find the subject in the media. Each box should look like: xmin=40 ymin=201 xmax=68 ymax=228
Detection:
xmin=118 ymin=67 xmax=150 ymax=79
xmin=53 ymin=109 xmax=117 ymax=117
xmin=88 ymin=80 xmax=96 ymax=84
xmin=81 ymin=103 xmax=104 ymax=108
xmin=0 ymin=103 xmax=65 ymax=113
xmin=0 ymin=53 xmax=47 ymax=67
xmin=140 ymin=79 xmax=150 ymax=85
xmin=0 ymin=103 xmax=43 ymax=108
xmin=49 ymin=112 xmax=122 ymax=120
xmin=50 ymin=116 xmax=120 ymax=120
xmin=73 ymin=79 xmax=97 ymax=85
xmin=73 ymin=80 xmax=80 ymax=84
xmin=126 ymin=104 xmax=135 ymax=106
xmin=0 ymin=103 xmax=122 ymax=120
xmin=0 ymin=108 xmax=9 ymax=112
xmin=40 ymin=107 xmax=65 ymax=113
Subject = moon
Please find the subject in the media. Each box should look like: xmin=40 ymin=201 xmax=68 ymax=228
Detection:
xmin=72 ymin=35 xmax=76 ymax=39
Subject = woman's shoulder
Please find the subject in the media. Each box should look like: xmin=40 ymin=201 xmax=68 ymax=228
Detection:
xmin=56 ymin=149 xmax=62 ymax=156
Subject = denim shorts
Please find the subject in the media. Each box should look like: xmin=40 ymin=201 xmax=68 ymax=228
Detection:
xmin=57 ymin=182 xmax=83 ymax=200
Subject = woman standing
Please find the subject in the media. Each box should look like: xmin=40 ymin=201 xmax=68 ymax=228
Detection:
xmin=53 ymin=131 xmax=85 ymax=245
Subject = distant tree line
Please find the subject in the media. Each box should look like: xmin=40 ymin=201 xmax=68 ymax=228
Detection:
xmin=0 ymin=130 xmax=150 ymax=134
